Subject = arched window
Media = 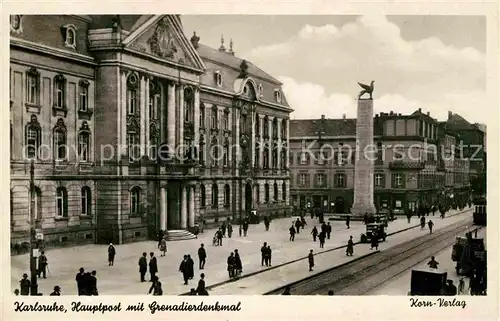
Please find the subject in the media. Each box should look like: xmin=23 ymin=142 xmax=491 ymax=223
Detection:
xmin=81 ymin=186 xmax=92 ymax=215
xmin=211 ymin=184 xmax=218 ymax=209
xmin=211 ymin=105 xmax=218 ymax=129
xmin=25 ymin=115 xmax=41 ymax=159
xmin=254 ymin=145 xmax=260 ymax=168
xmin=223 ymin=108 xmax=230 ymax=131
xmin=127 ymin=74 xmax=138 ymax=115
xmin=211 ymin=137 xmax=219 ymax=167
xmin=184 ymin=87 xmax=194 ymax=123
xmin=272 ymin=149 xmax=278 ymax=168
xmin=273 ymin=183 xmax=278 ymax=201
xmin=79 ymin=80 xmax=89 ymax=112
xmin=263 ymin=116 xmax=269 ymax=137
xmin=273 ymin=118 xmax=278 ymax=138
xmin=130 ymin=186 xmax=141 ymax=215
xmin=78 ymin=123 xmax=90 ymax=162
xmin=200 ymin=185 xmax=206 ymax=207
xmin=53 ymin=118 xmax=67 ymax=161
xmin=224 ymin=184 xmax=230 ymax=208
xmin=281 ymin=119 xmax=287 ymax=139
xmin=264 ymin=183 xmax=270 ymax=203
xmin=54 ymin=74 xmax=66 ymax=109
xmin=199 ymin=135 xmax=205 ymax=165
xmin=149 ymin=123 xmax=158 ymax=159
xmin=56 ymin=187 xmax=68 ymax=217
xmin=263 ymin=147 xmax=269 ymax=169
xmin=223 ymin=139 xmax=229 ymax=167
xmin=282 ymin=182 xmax=286 ymax=201
xmin=280 ymin=150 xmax=286 ymax=169
xmin=149 ymin=80 xmax=159 ymax=120
xmin=200 ymin=103 xmax=206 ymax=128
xmin=255 ymin=114 xmax=260 ymax=136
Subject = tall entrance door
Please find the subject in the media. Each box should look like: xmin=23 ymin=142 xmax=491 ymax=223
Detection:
xmin=334 ymin=196 xmax=346 ymax=213
xmin=245 ymin=183 xmax=253 ymax=213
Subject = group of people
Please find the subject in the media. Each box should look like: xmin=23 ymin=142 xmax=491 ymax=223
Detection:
xmin=75 ymin=267 xmax=99 ymax=295
xmin=260 ymin=242 xmax=272 ymax=267
xmin=227 ymin=249 xmax=243 ymax=279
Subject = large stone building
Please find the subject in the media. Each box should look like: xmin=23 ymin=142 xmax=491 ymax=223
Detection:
xmin=289 ymin=109 xmax=473 ymax=215
xmin=10 ymin=15 xmax=292 ymax=247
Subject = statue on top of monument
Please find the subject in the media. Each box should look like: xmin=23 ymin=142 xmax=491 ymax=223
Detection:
xmin=357 ymin=81 xmax=375 ymax=100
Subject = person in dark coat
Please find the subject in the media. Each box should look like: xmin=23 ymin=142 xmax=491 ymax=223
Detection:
xmin=37 ymin=250 xmax=48 ymax=278
xmin=300 ymin=216 xmax=307 ymax=229
xmin=370 ymin=232 xmax=379 ymax=250
xmin=234 ymin=249 xmax=242 ymax=277
xmin=216 ymin=229 xmax=223 ymax=246
xmin=159 ymin=237 xmax=167 ymax=256
xmin=406 ymin=211 xmax=412 ymax=223
xmin=138 ymin=252 xmax=148 ymax=282
xmin=295 ymin=218 xmax=301 ymax=234
xmin=196 ymin=273 xmax=209 ymax=295
xmin=427 ymin=256 xmax=439 ymax=269
xmin=264 ymin=216 xmax=270 ymax=231
xmin=158 ymin=230 xmax=165 ymax=248
xmin=19 ymin=273 xmax=30 ymax=296
xmin=261 ymin=242 xmax=268 ymax=266
xmin=242 ymin=220 xmax=249 ymax=236
xmin=318 ymin=231 xmax=326 ymax=248
xmin=83 ymin=272 xmax=92 ymax=295
xmin=420 ymin=216 xmax=426 ymax=229
xmin=221 ymin=222 xmax=226 ymax=237
xmin=308 ymin=249 xmax=314 ymax=271
xmin=148 ymin=276 xmax=163 ymax=296
xmin=346 ymin=236 xmax=354 ymax=256
xmin=88 ymin=270 xmax=98 ymax=295
xmin=179 ymin=255 xmax=189 ymax=285
xmin=227 ymin=252 xmax=235 ymax=278
xmin=267 ymin=245 xmax=272 ymax=266
xmin=289 ymin=225 xmax=296 ymax=241
xmin=186 ymin=254 xmax=195 ymax=279
xmin=345 ymin=215 xmax=350 ymax=229
xmin=428 ymin=220 xmax=434 ymax=234
xmin=75 ymin=268 xmax=86 ymax=295
xmin=227 ymin=224 xmax=233 ymax=238
xmin=326 ymin=222 xmax=332 ymax=239
xmin=108 ymin=243 xmax=116 ymax=266
xmin=363 ymin=213 xmax=368 ymax=225
xmin=311 ymin=226 xmax=318 ymax=242
xmin=50 ymin=285 xmax=61 ymax=296
xmin=198 ymin=243 xmax=207 ymax=269
xmin=149 ymin=252 xmax=158 ymax=282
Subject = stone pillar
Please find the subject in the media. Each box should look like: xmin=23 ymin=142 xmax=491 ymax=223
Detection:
xmin=193 ymin=88 xmax=200 ymax=159
xmin=189 ymin=185 xmax=195 ymax=227
xmin=253 ymin=183 xmax=259 ymax=208
xmin=181 ymin=186 xmax=188 ymax=229
xmin=352 ymin=98 xmax=376 ymax=216
xmin=277 ymin=118 xmax=282 ymax=169
xmin=178 ymin=85 xmax=184 ymax=161
xmin=145 ymin=77 xmax=150 ymax=156
xmin=139 ymin=75 xmax=146 ymax=156
xmin=120 ymin=71 xmax=127 ymax=157
xmin=167 ymin=83 xmax=176 ymax=152
xmin=251 ymin=112 xmax=256 ymax=167
xmin=268 ymin=117 xmax=273 ymax=168
xmin=160 ymin=186 xmax=168 ymax=231
xmin=235 ymin=108 xmax=240 ymax=173
xmin=259 ymin=115 xmax=264 ymax=168
xmin=285 ymin=180 xmax=290 ymax=206
xmin=286 ymin=118 xmax=290 ymax=168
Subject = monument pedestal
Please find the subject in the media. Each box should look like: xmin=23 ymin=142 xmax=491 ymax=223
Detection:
xmin=351 ymin=98 xmax=376 ymax=217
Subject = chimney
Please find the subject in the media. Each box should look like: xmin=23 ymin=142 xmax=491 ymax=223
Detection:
xmin=418 ymin=108 xmax=422 ymax=112
xmin=448 ymin=111 xmax=453 ymax=120
xmin=227 ymin=38 xmax=235 ymax=56
xmin=190 ymin=31 xmax=200 ymax=49
xmin=219 ymin=35 xmax=226 ymax=52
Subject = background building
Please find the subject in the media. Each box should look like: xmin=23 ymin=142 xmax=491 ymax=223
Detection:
xmin=10 ymin=15 xmax=292 ymax=247
xmin=289 ymin=109 xmax=474 ymax=215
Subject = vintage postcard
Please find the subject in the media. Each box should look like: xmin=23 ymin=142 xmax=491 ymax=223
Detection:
xmin=2 ymin=1 xmax=498 ymax=321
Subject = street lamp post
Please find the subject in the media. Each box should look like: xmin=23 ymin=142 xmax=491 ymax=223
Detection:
xmin=29 ymin=159 xmax=38 ymax=295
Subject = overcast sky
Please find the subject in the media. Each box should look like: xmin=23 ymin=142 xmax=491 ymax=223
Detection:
xmin=182 ymin=15 xmax=486 ymax=124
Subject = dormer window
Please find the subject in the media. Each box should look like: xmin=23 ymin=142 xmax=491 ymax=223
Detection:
xmin=10 ymin=15 xmax=22 ymax=33
xmin=62 ymin=24 xmax=77 ymax=49
xmin=214 ymin=71 xmax=222 ymax=87
xmin=274 ymin=89 xmax=281 ymax=103
xmin=258 ymin=84 xmax=263 ymax=98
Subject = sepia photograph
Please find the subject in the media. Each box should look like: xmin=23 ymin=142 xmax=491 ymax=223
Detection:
xmin=7 ymin=9 xmax=492 ymax=308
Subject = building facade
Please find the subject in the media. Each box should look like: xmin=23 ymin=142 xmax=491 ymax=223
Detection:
xmin=289 ymin=109 xmax=472 ymax=215
xmin=10 ymin=15 xmax=292 ymax=247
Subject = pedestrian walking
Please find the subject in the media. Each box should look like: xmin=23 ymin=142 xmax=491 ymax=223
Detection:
xmin=261 ymin=242 xmax=268 ymax=266
xmin=407 ymin=211 xmax=411 ymax=223
xmin=159 ymin=237 xmax=167 ymax=257
xmin=234 ymin=249 xmax=243 ymax=277
xmin=428 ymin=220 xmax=434 ymax=234
xmin=295 ymin=218 xmax=301 ymax=234
xmin=370 ymin=232 xmax=379 ymax=250
xmin=318 ymin=231 xmax=326 ymax=248
xmin=179 ymin=255 xmax=189 ymax=285
xmin=427 ymin=256 xmax=439 ymax=269
xmin=227 ymin=224 xmax=233 ymax=238
xmin=217 ymin=229 xmax=223 ymax=246
xmin=187 ymin=254 xmax=195 ymax=279
xmin=363 ymin=213 xmax=368 ymax=225
xmin=301 ymin=216 xmax=307 ymax=229
xmin=37 ymin=250 xmax=48 ymax=278
xmin=264 ymin=216 xmax=270 ymax=231
xmin=196 ymin=273 xmax=209 ymax=295
xmin=227 ymin=252 xmax=235 ymax=278
xmin=149 ymin=252 xmax=158 ymax=282
xmin=108 ymin=243 xmax=116 ymax=266
xmin=346 ymin=215 xmax=350 ymax=229
xmin=198 ymin=243 xmax=207 ymax=269
xmin=138 ymin=252 xmax=148 ymax=282
xmin=267 ymin=245 xmax=272 ymax=266
xmin=311 ymin=226 xmax=318 ymax=242
xmin=308 ymin=249 xmax=314 ymax=271
xmin=75 ymin=268 xmax=86 ymax=296
xmin=221 ymin=222 xmax=226 ymax=237
xmin=326 ymin=222 xmax=332 ymax=239
xmin=289 ymin=225 xmax=296 ymax=241
xmin=148 ymin=276 xmax=163 ymax=296
xmin=82 ymin=272 xmax=92 ymax=295
xmin=50 ymin=286 xmax=61 ymax=296
xmin=346 ymin=236 xmax=354 ymax=256
xmin=19 ymin=273 xmax=30 ymax=296
xmin=158 ymin=230 xmax=165 ymax=248
xmin=420 ymin=216 xmax=426 ymax=229
xmin=243 ymin=220 xmax=249 ymax=236
xmin=88 ymin=270 xmax=98 ymax=295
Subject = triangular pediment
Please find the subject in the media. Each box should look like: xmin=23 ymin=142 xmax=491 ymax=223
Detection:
xmin=123 ymin=15 xmax=205 ymax=71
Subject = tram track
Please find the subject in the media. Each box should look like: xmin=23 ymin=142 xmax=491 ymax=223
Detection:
xmin=265 ymin=218 xmax=479 ymax=295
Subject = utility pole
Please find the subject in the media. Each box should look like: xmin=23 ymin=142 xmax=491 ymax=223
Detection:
xmin=29 ymin=159 xmax=38 ymax=295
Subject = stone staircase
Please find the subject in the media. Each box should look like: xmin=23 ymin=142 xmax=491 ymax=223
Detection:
xmin=166 ymin=230 xmax=197 ymax=241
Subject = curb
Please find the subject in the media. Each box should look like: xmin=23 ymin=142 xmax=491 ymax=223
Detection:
xmin=179 ymin=208 xmax=470 ymax=295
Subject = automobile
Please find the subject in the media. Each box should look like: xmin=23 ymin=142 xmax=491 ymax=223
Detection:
xmin=409 ymin=268 xmax=447 ymax=295
xmin=361 ymin=223 xmax=387 ymax=243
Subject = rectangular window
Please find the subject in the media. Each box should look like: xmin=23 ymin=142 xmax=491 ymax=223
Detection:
xmin=127 ymin=133 xmax=139 ymax=161
xmin=299 ymin=173 xmax=307 ymax=186
xmin=300 ymin=152 xmax=307 ymax=164
xmin=375 ymin=174 xmax=384 ymax=187
xmin=27 ymin=74 xmax=38 ymax=104
xmin=55 ymin=81 xmax=64 ymax=108
xmin=27 ymin=128 xmax=38 ymax=159
xmin=224 ymin=113 xmax=229 ymax=130
xmin=149 ymin=94 xmax=158 ymax=119
xmin=392 ymin=173 xmax=405 ymax=188
xmin=78 ymin=134 xmax=89 ymax=162
xmin=200 ymin=108 xmax=205 ymax=128
xmin=54 ymin=131 xmax=66 ymax=160
xmin=317 ymin=173 xmax=325 ymax=186
xmin=127 ymin=89 xmax=137 ymax=115
xmin=79 ymin=86 xmax=88 ymax=111
xmin=211 ymin=109 xmax=217 ymax=129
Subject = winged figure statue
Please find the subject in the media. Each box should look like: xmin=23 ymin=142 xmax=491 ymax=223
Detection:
xmin=357 ymin=81 xmax=375 ymax=99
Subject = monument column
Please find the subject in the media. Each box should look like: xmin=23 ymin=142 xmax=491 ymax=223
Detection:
xmin=351 ymin=92 xmax=376 ymax=216
xmin=268 ymin=116 xmax=273 ymax=168
xmin=188 ymin=185 xmax=195 ymax=227
xmin=160 ymin=186 xmax=168 ymax=231
xmin=181 ymin=185 xmax=188 ymax=229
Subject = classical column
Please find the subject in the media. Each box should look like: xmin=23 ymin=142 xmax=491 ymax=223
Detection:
xmin=277 ymin=118 xmax=282 ymax=169
xmin=120 ymin=71 xmax=127 ymax=158
xmin=160 ymin=186 xmax=168 ymax=231
xmin=189 ymin=185 xmax=195 ymax=227
xmin=178 ymin=85 xmax=184 ymax=162
xmin=259 ymin=115 xmax=264 ymax=168
xmin=167 ymin=83 xmax=176 ymax=152
xmin=145 ymin=77 xmax=150 ymax=157
xmin=286 ymin=118 xmax=290 ymax=168
xmin=181 ymin=186 xmax=188 ymax=229
xmin=235 ymin=108 xmax=240 ymax=173
xmin=251 ymin=112 xmax=256 ymax=167
xmin=268 ymin=116 xmax=273 ymax=168
xmin=139 ymin=75 xmax=146 ymax=156
xmin=193 ymin=88 xmax=200 ymax=160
